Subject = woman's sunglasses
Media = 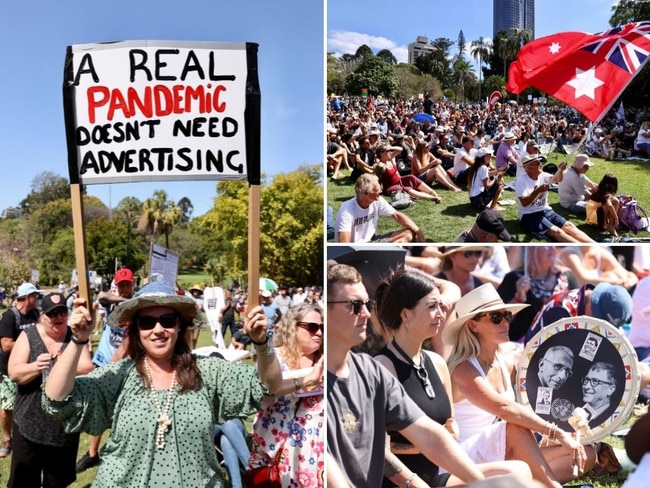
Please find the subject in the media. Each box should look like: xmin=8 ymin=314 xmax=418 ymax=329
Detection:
xmin=472 ymin=311 xmax=513 ymax=324
xmin=137 ymin=313 xmax=179 ymax=330
xmin=297 ymin=321 xmax=324 ymax=334
xmin=462 ymin=250 xmax=483 ymax=258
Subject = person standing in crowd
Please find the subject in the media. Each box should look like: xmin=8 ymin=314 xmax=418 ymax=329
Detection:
xmin=335 ymin=173 xmax=425 ymax=243
xmin=373 ymin=268 xmax=531 ymax=487
xmin=261 ymin=290 xmax=282 ymax=333
xmin=76 ymin=267 xmax=136 ymax=474
xmin=7 ymin=293 xmax=93 ymax=487
xmin=445 ymin=284 xmax=594 ymax=486
xmin=187 ymin=285 xmax=205 ymax=350
xmin=249 ymin=303 xmax=325 ymax=487
xmin=326 ymin=263 xmax=490 ymax=487
xmin=557 ymin=154 xmax=597 ymax=216
xmin=291 ymin=287 xmax=306 ymax=307
xmin=273 ymin=285 xmax=292 ymax=315
xmin=0 ymin=283 xmax=41 ymax=459
xmin=44 ymin=280 xmax=283 ymax=487
xmin=219 ymin=290 xmax=237 ymax=341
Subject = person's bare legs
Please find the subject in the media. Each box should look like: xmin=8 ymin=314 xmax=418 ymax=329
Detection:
xmin=387 ymin=229 xmax=416 ymax=243
xmin=413 ymin=181 xmax=442 ymax=203
xmin=561 ymin=221 xmax=596 ymax=242
xmin=489 ymin=183 xmax=505 ymax=211
xmin=88 ymin=433 xmax=102 ymax=458
xmin=0 ymin=409 xmax=11 ymax=445
xmin=446 ymin=460 xmax=532 ymax=486
xmin=504 ymin=423 xmax=562 ymax=488
xmin=433 ymin=165 xmax=463 ymax=192
xmin=543 ymin=443 xmax=597 ymax=483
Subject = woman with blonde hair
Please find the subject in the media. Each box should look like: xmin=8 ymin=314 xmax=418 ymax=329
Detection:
xmin=249 ymin=303 xmax=324 ymax=487
xmin=411 ymin=141 xmax=462 ymax=193
xmin=445 ymin=284 xmax=596 ymax=487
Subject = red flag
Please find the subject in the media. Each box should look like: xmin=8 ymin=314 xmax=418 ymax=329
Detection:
xmin=507 ymin=22 xmax=650 ymax=122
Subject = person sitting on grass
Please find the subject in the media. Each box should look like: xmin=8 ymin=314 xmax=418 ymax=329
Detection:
xmin=411 ymin=141 xmax=463 ymax=193
xmin=467 ymin=147 xmax=505 ymax=212
xmin=515 ymin=155 xmax=594 ymax=243
xmin=586 ymin=174 xmax=620 ymax=237
xmin=334 ymin=173 xmax=425 ymax=243
xmin=374 ymin=143 xmax=442 ymax=203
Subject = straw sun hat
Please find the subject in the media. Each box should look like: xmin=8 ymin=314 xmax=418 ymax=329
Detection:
xmin=107 ymin=280 xmax=197 ymax=327
xmin=442 ymin=283 xmax=529 ymax=346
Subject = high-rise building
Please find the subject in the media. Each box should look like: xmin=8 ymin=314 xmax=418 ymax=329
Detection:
xmin=493 ymin=0 xmax=535 ymax=39
xmin=408 ymin=36 xmax=438 ymax=65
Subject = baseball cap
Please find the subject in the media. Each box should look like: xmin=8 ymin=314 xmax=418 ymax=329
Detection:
xmin=572 ymin=154 xmax=594 ymax=169
xmin=261 ymin=290 xmax=272 ymax=298
xmin=591 ymin=282 xmax=633 ymax=328
xmin=114 ymin=268 xmax=134 ymax=284
xmin=476 ymin=209 xmax=512 ymax=241
xmin=17 ymin=283 xmax=41 ymax=298
xmin=40 ymin=293 xmax=67 ymax=314
xmin=475 ymin=147 xmax=494 ymax=159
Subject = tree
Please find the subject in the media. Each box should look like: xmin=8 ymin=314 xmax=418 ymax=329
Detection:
xmin=177 ymin=197 xmax=194 ymax=225
xmin=138 ymin=190 xmax=183 ymax=249
xmin=327 ymin=52 xmax=346 ymax=95
xmin=610 ymin=0 xmax=650 ymax=25
xmin=20 ymin=172 xmax=71 ymax=213
xmin=470 ymin=37 xmax=493 ymax=101
xmin=354 ymin=44 xmax=374 ymax=60
xmin=452 ymin=59 xmax=475 ymax=103
xmin=456 ymin=30 xmax=466 ymax=61
xmin=483 ymin=75 xmax=506 ymax=99
xmin=376 ymin=49 xmax=397 ymax=65
xmin=346 ymin=56 xmax=397 ymax=97
xmin=394 ymin=64 xmax=442 ymax=100
xmin=198 ymin=165 xmax=323 ymax=287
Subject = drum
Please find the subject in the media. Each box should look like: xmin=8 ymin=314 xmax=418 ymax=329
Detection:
xmin=516 ymin=316 xmax=640 ymax=444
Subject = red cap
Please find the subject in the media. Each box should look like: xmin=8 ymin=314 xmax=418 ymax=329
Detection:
xmin=115 ymin=268 xmax=134 ymax=284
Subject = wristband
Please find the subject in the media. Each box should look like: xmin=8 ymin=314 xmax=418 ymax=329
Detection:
xmin=405 ymin=473 xmax=416 ymax=488
xmin=249 ymin=335 xmax=269 ymax=346
xmin=71 ymin=336 xmax=89 ymax=345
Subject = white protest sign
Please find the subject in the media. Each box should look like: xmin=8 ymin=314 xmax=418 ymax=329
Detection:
xmin=64 ymin=40 xmax=254 ymax=185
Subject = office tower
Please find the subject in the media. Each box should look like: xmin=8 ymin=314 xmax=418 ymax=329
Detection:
xmin=494 ymin=0 xmax=535 ymax=38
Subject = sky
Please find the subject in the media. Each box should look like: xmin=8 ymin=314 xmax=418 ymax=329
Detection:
xmin=0 ymin=0 xmax=324 ymax=218
xmin=328 ymin=0 xmax=618 ymax=66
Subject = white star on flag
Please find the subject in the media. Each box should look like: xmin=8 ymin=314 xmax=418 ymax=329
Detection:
xmin=566 ymin=66 xmax=604 ymax=100
xmin=549 ymin=42 xmax=561 ymax=54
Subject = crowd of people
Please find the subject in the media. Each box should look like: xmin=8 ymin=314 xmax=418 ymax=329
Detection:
xmin=0 ymin=270 xmax=325 ymax=487
xmin=327 ymin=244 xmax=650 ymax=488
xmin=328 ymin=95 xmax=650 ymax=243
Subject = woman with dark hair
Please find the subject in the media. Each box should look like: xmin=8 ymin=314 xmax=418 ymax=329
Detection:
xmin=586 ymin=174 xmax=620 ymax=236
xmin=249 ymin=302 xmax=324 ymax=487
xmin=43 ymin=280 xmax=284 ymax=487
xmin=466 ymin=148 xmax=504 ymax=211
xmin=373 ymin=268 xmax=532 ymax=487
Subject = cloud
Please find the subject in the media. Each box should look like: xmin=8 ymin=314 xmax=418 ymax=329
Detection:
xmin=328 ymin=30 xmax=408 ymax=63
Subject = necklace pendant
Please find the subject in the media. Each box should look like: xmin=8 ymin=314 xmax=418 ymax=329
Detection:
xmin=158 ymin=414 xmax=171 ymax=429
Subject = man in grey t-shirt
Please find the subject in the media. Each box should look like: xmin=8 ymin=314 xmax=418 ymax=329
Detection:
xmin=558 ymin=154 xmax=597 ymax=216
xmin=326 ymin=263 xmax=485 ymax=487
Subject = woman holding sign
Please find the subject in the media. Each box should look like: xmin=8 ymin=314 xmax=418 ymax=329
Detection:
xmin=248 ymin=303 xmax=324 ymax=487
xmin=42 ymin=280 xmax=282 ymax=488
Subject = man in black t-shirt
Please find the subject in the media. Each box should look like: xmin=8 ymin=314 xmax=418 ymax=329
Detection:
xmin=0 ymin=283 xmax=41 ymax=458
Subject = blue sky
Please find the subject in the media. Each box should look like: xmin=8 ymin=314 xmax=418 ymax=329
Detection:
xmin=328 ymin=0 xmax=617 ymax=66
xmin=0 ymin=0 xmax=323 ymax=217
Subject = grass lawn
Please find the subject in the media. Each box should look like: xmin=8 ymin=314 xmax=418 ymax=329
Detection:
xmin=327 ymin=152 xmax=650 ymax=243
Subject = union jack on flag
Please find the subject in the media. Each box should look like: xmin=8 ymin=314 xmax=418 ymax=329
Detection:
xmin=507 ymin=22 xmax=650 ymax=122
xmin=581 ymin=21 xmax=650 ymax=74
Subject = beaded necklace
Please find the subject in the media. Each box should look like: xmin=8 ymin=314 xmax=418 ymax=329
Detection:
xmin=144 ymin=357 xmax=177 ymax=450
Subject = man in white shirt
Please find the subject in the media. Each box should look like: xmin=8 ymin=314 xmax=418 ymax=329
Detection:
xmin=558 ymin=154 xmax=598 ymax=216
xmin=516 ymin=155 xmax=594 ymax=242
xmin=335 ymin=173 xmax=425 ymax=243
xmin=452 ymin=136 xmax=475 ymax=187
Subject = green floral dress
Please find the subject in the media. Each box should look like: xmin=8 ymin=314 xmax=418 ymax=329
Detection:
xmin=42 ymin=357 xmax=268 ymax=487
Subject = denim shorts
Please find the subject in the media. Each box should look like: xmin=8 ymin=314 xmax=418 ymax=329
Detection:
xmin=520 ymin=209 xmax=567 ymax=238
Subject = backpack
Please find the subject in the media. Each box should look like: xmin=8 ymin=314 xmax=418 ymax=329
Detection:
xmin=618 ymin=196 xmax=649 ymax=234
xmin=389 ymin=190 xmax=413 ymax=210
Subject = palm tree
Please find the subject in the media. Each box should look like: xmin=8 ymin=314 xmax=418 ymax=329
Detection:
xmin=137 ymin=190 xmax=183 ymax=249
xmin=452 ymin=59 xmax=475 ymax=103
xmin=504 ymin=28 xmax=532 ymax=81
xmin=470 ymin=37 xmax=493 ymax=102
